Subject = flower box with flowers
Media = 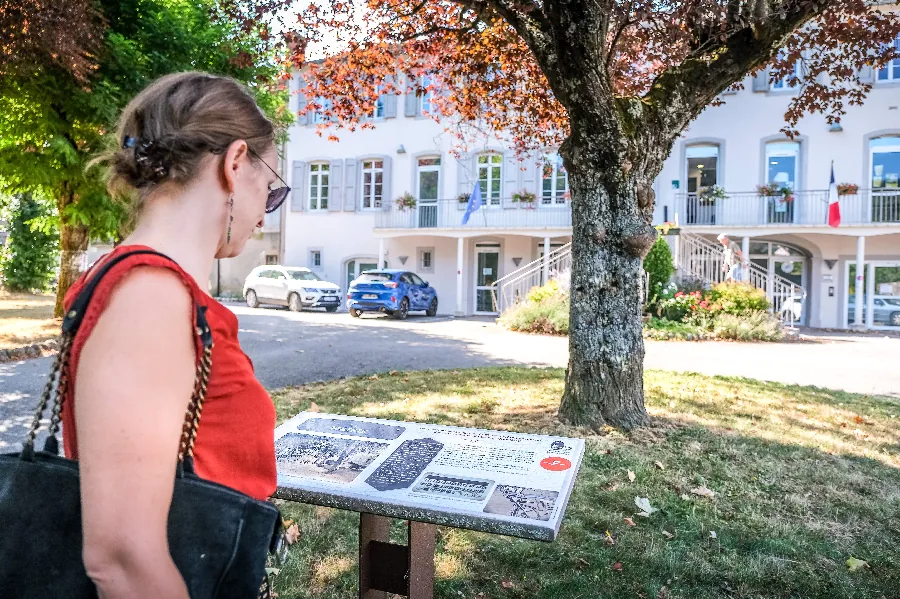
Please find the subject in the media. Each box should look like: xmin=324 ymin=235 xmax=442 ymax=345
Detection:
xmin=511 ymin=190 xmax=537 ymax=210
xmin=756 ymin=183 xmax=794 ymax=203
xmin=836 ymin=183 xmax=858 ymax=196
xmin=395 ymin=192 xmax=417 ymax=211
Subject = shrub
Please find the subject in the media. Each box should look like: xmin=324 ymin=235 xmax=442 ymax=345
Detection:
xmin=499 ymin=293 xmax=569 ymax=335
xmin=707 ymin=282 xmax=769 ymax=315
xmin=643 ymin=237 xmax=674 ymax=305
xmin=712 ymin=311 xmax=784 ymax=342
xmin=0 ymin=194 xmax=58 ymax=293
xmin=657 ymin=290 xmax=704 ymax=322
xmin=643 ymin=318 xmax=708 ymax=341
xmin=526 ymin=279 xmax=560 ymax=304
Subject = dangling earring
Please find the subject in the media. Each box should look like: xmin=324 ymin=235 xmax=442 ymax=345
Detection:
xmin=226 ymin=194 xmax=234 ymax=243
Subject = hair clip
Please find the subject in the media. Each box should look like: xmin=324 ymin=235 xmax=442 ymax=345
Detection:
xmin=122 ymin=136 xmax=137 ymax=149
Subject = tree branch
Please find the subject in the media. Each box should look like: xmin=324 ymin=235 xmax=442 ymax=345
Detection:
xmin=642 ymin=0 xmax=828 ymax=142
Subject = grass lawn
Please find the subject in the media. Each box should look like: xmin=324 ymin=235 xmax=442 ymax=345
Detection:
xmin=0 ymin=292 xmax=59 ymax=349
xmin=268 ymin=368 xmax=900 ymax=599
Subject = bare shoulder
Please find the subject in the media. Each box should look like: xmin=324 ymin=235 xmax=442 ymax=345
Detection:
xmin=103 ymin=266 xmax=195 ymax=321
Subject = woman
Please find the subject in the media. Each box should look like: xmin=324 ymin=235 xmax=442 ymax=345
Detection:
xmin=64 ymin=72 xmax=289 ymax=598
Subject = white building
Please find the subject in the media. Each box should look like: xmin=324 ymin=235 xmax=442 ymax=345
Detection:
xmin=280 ymin=52 xmax=900 ymax=331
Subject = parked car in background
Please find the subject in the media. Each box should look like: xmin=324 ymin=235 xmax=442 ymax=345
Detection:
xmin=243 ymin=266 xmax=342 ymax=312
xmin=848 ymin=296 xmax=900 ymax=326
xmin=346 ymin=270 xmax=438 ymax=320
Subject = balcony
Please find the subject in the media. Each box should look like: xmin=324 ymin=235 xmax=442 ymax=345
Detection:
xmin=673 ymin=189 xmax=900 ymax=228
xmin=374 ymin=198 xmax=572 ymax=230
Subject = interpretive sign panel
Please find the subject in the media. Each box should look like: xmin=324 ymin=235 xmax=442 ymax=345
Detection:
xmin=273 ymin=412 xmax=585 ymax=541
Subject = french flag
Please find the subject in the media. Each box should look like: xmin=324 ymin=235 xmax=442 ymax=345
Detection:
xmin=828 ymin=163 xmax=841 ymax=228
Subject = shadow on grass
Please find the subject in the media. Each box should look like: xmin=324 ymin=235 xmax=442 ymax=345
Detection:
xmin=270 ymin=368 xmax=900 ymax=599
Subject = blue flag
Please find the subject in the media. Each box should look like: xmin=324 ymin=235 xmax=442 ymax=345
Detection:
xmin=462 ymin=181 xmax=483 ymax=225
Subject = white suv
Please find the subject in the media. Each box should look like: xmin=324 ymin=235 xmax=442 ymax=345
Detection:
xmin=243 ymin=266 xmax=342 ymax=312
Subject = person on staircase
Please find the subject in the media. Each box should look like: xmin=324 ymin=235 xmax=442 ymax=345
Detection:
xmin=717 ymin=234 xmax=746 ymax=282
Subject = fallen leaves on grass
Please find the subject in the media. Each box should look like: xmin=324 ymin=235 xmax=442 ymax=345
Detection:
xmin=634 ymin=497 xmax=658 ymax=515
xmin=691 ymin=486 xmax=717 ymax=499
xmin=501 ymin=578 xmax=516 ymax=589
xmin=284 ymin=523 xmax=301 ymax=545
xmin=308 ymin=402 xmax=321 ymax=413
xmin=624 ymin=517 xmax=636 ymax=527
xmin=662 ymin=530 xmax=674 ymax=540
xmin=611 ymin=562 xmax=623 ymax=571
xmin=605 ymin=530 xmax=616 ymax=546
xmin=846 ymin=557 xmax=869 ymax=572
xmin=627 ymin=470 xmax=636 ymax=482
xmin=654 ymin=461 xmax=665 ymax=470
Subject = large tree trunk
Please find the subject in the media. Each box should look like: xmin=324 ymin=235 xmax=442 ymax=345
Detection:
xmin=55 ymin=217 xmax=90 ymax=318
xmin=557 ymin=132 xmax=658 ymax=431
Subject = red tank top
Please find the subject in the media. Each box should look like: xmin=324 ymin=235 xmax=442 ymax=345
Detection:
xmin=61 ymin=245 xmax=277 ymax=500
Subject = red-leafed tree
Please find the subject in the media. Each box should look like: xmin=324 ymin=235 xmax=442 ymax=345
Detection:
xmin=0 ymin=0 xmax=103 ymax=81
xmin=277 ymin=0 xmax=899 ymax=429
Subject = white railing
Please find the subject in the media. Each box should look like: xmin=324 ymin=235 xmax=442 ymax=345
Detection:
xmin=490 ymin=243 xmax=572 ymax=313
xmin=673 ymin=189 xmax=900 ymax=227
xmin=678 ymin=232 xmax=807 ymax=325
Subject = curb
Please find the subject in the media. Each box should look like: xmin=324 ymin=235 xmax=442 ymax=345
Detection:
xmin=0 ymin=339 xmax=59 ymax=364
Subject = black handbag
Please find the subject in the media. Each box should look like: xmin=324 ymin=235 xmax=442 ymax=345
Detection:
xmin=0 ymin=249 xmax=285 ymax=598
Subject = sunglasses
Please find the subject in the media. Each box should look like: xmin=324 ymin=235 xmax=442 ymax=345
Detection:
xmin=249 ymin=149 xmax=291 ymax=213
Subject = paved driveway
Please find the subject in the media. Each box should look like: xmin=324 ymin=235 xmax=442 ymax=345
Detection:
xmin=2 ymin=306 xmax=898 ymax=449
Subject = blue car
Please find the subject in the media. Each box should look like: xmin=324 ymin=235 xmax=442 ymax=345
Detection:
xmin=347 ymin=269 xmax=438 ymax=320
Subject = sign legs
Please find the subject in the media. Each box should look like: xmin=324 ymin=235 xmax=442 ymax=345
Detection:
xmin=359 ymin=513 xmax=436 ymax=599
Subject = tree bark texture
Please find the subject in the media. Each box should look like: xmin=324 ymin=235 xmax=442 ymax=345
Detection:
xmin=55 ymin=212 xmax=89 ymax=318
xmin=556 ymin=128 xmax=658 ymax=431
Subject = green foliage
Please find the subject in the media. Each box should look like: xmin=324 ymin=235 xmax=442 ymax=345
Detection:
xmin=500 ymin=281 xmax=569 ymax=335
xmin=643 ymin=317 xmax=707 ymax=341
xmin=525 ymin=279 xmax=560 ymax=303
xmin=0 ymin=0 xmax=291 ymax=240
xmin=643 ymin=237 xmax=674 ymax=305
xmin=712 ymin=311 xmax=785 ymax=342
xmin=658 ymin=290 xmax=704 ymax=322
xmin=707 ymin=281 xmax=770 ymax=315
xmin=0 ymin=195 xmax=59 ymax=292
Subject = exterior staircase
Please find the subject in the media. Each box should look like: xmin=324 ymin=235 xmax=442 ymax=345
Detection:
xmin=491 ymin=232 xmax=805 ymax=324
xmin=491 ymin=243 xmax=572 ymax=313
xmin=676 ymin=232 xmax=806 ymax=323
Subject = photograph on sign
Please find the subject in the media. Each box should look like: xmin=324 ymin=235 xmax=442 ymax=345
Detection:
xmin=276 ymin=432 xmax=389 ymax=483
xmin=411 ymin=473 xmax=495 ymax=502
xmin=483 ymin=485 xmax=559 ymax=521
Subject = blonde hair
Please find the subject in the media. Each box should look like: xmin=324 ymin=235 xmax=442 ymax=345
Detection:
xmin=95 ymin=71 xmax=274 ymax=202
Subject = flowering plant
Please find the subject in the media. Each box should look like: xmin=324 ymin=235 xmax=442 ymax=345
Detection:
xmin=836 ymin=183 xmax=858 ymax=196
xmin=395 ymin=192 xmax=417 ymax=211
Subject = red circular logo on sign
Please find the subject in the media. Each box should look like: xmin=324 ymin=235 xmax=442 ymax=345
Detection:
xmin=540 ymin=457 xmax=572 ymax=471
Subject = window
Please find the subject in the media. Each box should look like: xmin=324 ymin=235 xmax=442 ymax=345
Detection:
xmin=362 ymin=159 xmax=384 ymax=209
xmin=477 ymin=153 xmax=503 ymax=206
xmin=310 ymin=250 xmax=322 ymax=269
xmin=309 ymin=162 xmax=329 ymax=210
xmin=312 ymin=97 xmax=333 ymax=124
xmin=288 ymin=269 xmax=321 ymax=281
xmin=878 ymin=35 xmax=900 ymax=82
xmin=870 ymin=136 xmax=900 ymax=189
xmin=685 ymin=145 xmax=719 ymax=193
xmin=766 ymin=141 xmax=800 ymax=189
xmin=358 ymin=272 xmax=394 ymax=283
xmin=410 ymin=273 xmax=426 ymax=286
xmin=265 ymin=254 xmax=279 ymax=265
xmin=771 ymin=58 xmax=802 ymax=90
xmin=541 ymin=153 xmax=569 ymax=205
xmin=400 ymin=273 xmax=415 ymax=285
xmin=418 ymin=247 xmax=435 ymax=273
xmin=371 ymin=85 xmax=385 ymax=119
xmin=416 ymin=157 xmax=440 ymax=202
xmin=419 ymin=75 xmax=433 ymax=115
